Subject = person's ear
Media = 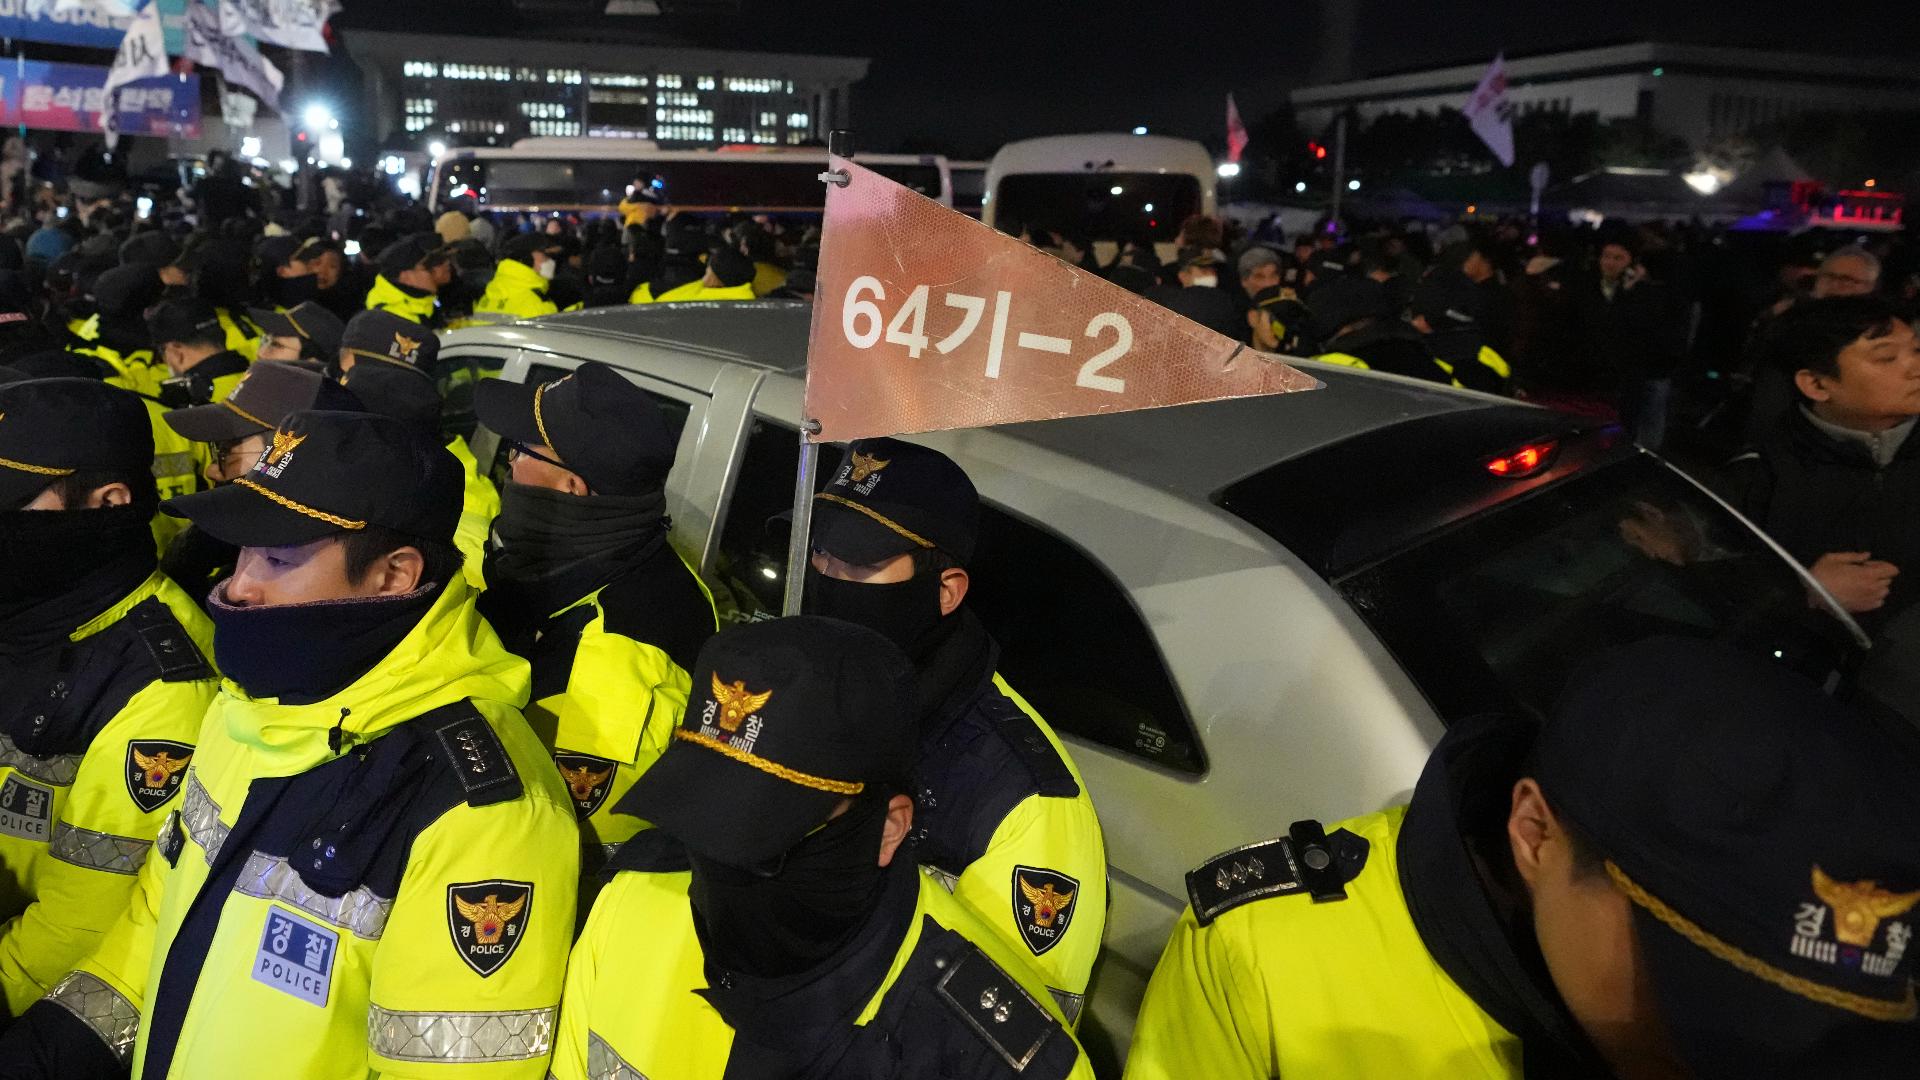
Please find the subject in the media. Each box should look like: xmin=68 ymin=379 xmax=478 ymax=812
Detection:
xmin=369 ymin=547 xmax=425 ymax=596
xmin=86 ymin=482 xmax=132 ymax=509
xmin=937 ymin=566 xmax=969 ymax=617
xmin=1507 ymin=777 xmax=1557 ymax=894
xmin=1794 ymin=369 xmax=1833 ymax=403
xmin=877 ymin=794 xmax=915 ymax=867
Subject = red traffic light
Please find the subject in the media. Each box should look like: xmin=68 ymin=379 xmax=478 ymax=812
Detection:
xmin=1309 ymin=141 xmax=1327 ymax=160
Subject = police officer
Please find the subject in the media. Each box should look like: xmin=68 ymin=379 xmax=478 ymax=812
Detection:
xmin=551 ymin=617 xmax=1096 ymax=1079
xmin=800 ymin=440 xmax=1107 ymax=1024
xmin=0 ymin=379 xmax=218 ymax=1019
xmin=248 ymin=301 xmax=345 ymax=365
xmin=147 ymin=298 xmax=250 ymax=410
xmin=72 ymin=265 xmax=166 ymax=397
xmin=1126 ymin=638 xmax=1920 ymax=1079
xmin=1309 ymin=276 xmax=1454 ymax=383
xmin=473 ymin=234 xmax=562 ymax=323
xmin=1410 ymin=270 xmax=1512 ymax=395
xmin=159 ymin=362 xmax=361 ymax=602
xmin=474 ymin=362 xmax=716 ymax=890
xmin=337 ymin=308 xmax=436 ymax=378
xmin=0 ymin=410 xmax=578 ymax=1078
xmin=364 ymin=235 xmax=445 ymax=327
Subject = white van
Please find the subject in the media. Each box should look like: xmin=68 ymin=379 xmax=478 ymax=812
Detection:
xmin=983 ymin=133 xmax=1216 ymax=262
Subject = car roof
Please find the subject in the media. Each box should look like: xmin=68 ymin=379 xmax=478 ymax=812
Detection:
xmin=452 ymin=302 xmax=1511 ymax=499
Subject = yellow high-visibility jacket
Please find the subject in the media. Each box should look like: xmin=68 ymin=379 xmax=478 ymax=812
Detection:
xmin=444 ymin=436 xmax=499 ymax=591
xmin=474 ymin=260 xmax=559 ymax=322
xmin=0 ymin=573 xmax=217 ymax=1017
xmin=365 ymin=275 xmax=438 ymax=325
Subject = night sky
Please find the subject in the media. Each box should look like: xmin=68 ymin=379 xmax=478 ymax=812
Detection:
xmin=349 ymin=0 xmax=1920 ymax=156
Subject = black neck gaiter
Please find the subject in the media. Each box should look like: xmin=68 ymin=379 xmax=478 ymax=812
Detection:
xmin=0 ymin=505 xmax=157 ymax=660
xmin=207 ymin=580 xmax=441 ymax=704
xmin=688 ymin=794 xmax=894 ymax=980
xmin=800 ymin=565 xmax=952 ymax=662
xmin=481 ymin=483 xmax=667 ymax=640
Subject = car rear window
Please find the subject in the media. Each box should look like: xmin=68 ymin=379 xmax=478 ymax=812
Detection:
xmin=1223 ymin=432 xmax=1862 ymax=722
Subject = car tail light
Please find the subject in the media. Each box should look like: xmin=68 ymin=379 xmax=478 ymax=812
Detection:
xmin=1485 ymin=440 xmax=1559 ymax=478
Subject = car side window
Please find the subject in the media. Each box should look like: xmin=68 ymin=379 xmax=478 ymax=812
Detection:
xmin=969 ymin=508 xmax=1206 ymax=775
xmin=713 ymin=416 xmax=1204 ymax=772
xmin=433 ymin=351 xmax=507 ymax=441
xmin=483 ymin=361 xmax=691 ymax=490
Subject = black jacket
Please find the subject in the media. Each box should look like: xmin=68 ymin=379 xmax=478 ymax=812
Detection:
xmin=1572 ymin=275 xmax=1686 ymax=388
xmin=1719 ymin=407 xmax=1920 ymax=629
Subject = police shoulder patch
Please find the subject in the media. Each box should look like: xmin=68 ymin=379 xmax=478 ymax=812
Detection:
xmin=447 ymin=879 xmax=534 ymax=978
xmin=934 ymin=943 xmax=1063 ymax=1073
xmin=553 ymin=751 xmax=617 ymax=820
xmin=1185 ymin=819 xmax=1371 ymax=928
xmin=125 ymin=740 xmax=194 ymax=813
xmin=1012 ymin=866 xmax=1080 ymax=957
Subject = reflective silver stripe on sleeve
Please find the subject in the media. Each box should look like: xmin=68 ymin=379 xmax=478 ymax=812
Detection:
xmin=0 ymin=735 xmax=82 ymax=787
xmin=47 ymin=822 xmax=151 ymax=875
xmin=180 ymin=771 xmax=227 ymax=863
xmin=587 ymin=1030 xmax=650 ymax=1079
xmin=232 ymin=851 xmax=393 ymax=939
xmin=44 ymin=971 xmax=139 ymax=1065
xmin=1048 ymin=988 xmax=1085 ymax=1027
xmin=369 ymin=1004 xmax=557 ymax=1063
xmin=150 ymin=451 xmax=196 ymax=479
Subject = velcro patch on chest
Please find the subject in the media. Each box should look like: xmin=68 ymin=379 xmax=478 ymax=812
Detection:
xmin=0 ymin=774 xmax=54 ymax=843
xmin=254 ymin=906 xmax=339 ymax=1007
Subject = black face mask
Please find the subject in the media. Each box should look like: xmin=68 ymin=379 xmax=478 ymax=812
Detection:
xmin=207 ymin=580 xmax=440 ymax=704
xmin=688 ymin=795 xmax=893 ymax=979
xmin=801 ymin=565 xmax=948 ymax=661
xmin=0 ymin=505 xmax=157 ymax=648
xmin=481 ymin=484 xmax=667 ymax=639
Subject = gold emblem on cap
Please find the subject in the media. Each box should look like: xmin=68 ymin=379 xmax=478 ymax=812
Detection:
xmin=1813 ymin=866 xmax=1920 ymax=947
xmin=393 ymin=333 xmax=421 ymax=357
xmin=849 ymin=451 xmax=890 ymax=483
xmin=266 ymin=428 xmax=306 ymax=466
xmin=1020 ymin=877 xmax=1077 ymax=927
xmin=711 ymin=673 xmax=773 ymax=733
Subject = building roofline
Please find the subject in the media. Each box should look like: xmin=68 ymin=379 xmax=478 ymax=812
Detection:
xmin=344 ymin=28 xmax=870 ymax=83
xmin=1291 ymin=41 xmax=1919 ymax=106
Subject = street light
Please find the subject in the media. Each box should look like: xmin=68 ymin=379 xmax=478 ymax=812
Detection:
xmin=1294 ymin=181 xmax=1307 ymax=193
xmin=1216 ymin=162 xmax=1241 ymax=178
xmin=1131 ymin=125 xmax=1148 ymax=135
xmin=301 ymin=103 xmax=334 ymax=132
xmin=1347 ymin=179 xmax=1361 ymax=191
xmin=427 ymin=140 xmax=448 ymax=160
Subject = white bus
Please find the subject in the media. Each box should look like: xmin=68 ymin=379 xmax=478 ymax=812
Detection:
xmin=982 ymin=133 xmax=1215 ymax=259
xmin=428 ymin=139 xmax=952 ymax=218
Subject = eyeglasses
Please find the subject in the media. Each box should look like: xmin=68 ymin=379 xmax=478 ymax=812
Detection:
xmin=506 ymin=440 xmax=565 ymax=470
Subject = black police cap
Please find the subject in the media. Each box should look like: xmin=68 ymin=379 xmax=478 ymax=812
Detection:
xmin=163 ymin=410 xmax=462 ymax=548
xmin=501 ymin=232 xmax=563 ymax=266
xmin=92 ymin=263 xmax=165 ymax=322
xmin=1537 ymin=638 xmax=1920 ymax=1077
xmin=1307 ymin=277 xmax=1393 ymax=342
xmin=706 ymin=245 xmax=755 ymax=289
xmin=249 ymin=301 xmax=345 ymax=358
xmin=0 ymin=378 xmax=153 ymax=509
xmin=376 ymin=234 xmax=446 ymax=279
xmin=147 ymin=298 xmax=224 ymax=348
xmin=340 ymin=309 xmax=439 ymax=372
xmin=618 ymin=616 xmax=916 ymax=870
xmin=472 ymin=361 xmax=676 ymax=496
xmin=344 ymin=362 xmax=441 ymax=437
xmin=809 ymin=437 xmax=979 ymax=566
xmin=1410 ymin=269 xmax=1484 ymax=329
xmin=165 ymin=361 xmax=361 ymax=444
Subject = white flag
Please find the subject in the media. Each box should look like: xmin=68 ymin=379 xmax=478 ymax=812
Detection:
xmin=101 ymin=0 xmax=168 ymax=144
xmin=1462 ymin=53 xmax=1515 ymax=167
xmin=184 ymin=0 xmax=284 ymax=110
xmin=227 ymin=0 xmax=336 ymax=53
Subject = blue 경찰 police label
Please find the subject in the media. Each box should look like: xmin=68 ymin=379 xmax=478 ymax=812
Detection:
xmin=0 ymin=774 xmax=53 ymax=843
xmin=254 ymin=906 xmax=338 ymax=1007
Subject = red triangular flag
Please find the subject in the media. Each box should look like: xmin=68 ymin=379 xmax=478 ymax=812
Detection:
xmin=1226 ymin=93 xmax=1249 ymax=164
xmin=803 ymin=157 xmax=1319 ymax=443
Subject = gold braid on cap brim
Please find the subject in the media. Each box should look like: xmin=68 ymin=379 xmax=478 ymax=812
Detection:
xmin=1606 ymin=861 xmax=1918 ymax=1022
xmin=0 ymin=455 xmax=74 ymax=477
xmin=532 ymin=382 xmax=565 ymax=464
xmin=281 ymin=309 xmax=307 ymax=337
xmin=813 ymin=493 xmax=936 ymax=550
xmin=233 ymin=477 xmax=366 ymax=531
xmin=672 ymin=729 xmax=865 ymax=795
xmin=221 ymin=399 xmax=274 ymax=431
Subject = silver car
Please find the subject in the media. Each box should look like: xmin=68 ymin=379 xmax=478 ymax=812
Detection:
xmin=441 ymin=301 xmax=1865 ymax=1073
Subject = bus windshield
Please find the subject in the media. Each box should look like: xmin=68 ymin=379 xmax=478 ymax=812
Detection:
xmin=990 ymin=172 xmax=1200 ymax=242
xmin=438 ymin=155 xmax=945 ymax=215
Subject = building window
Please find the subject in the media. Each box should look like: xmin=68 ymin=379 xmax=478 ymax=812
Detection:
xmin=696 ymin=75 xmax=716 ymax=90
xmin=590 ymin=73 xmax=648 ymax=88
xmin=786 ymin=111 xmax=808 ymax=128
xmin=657 ymin=74 xmax=682 ymax=89
xmin=403 ymin=61 xmax=440 ymax=78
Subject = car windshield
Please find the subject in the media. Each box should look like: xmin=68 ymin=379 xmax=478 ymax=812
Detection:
xmin=991 ymin=171 xmax=1199 ymax=243
xmin=1237 ymin=455 xmax=1863 ymax=722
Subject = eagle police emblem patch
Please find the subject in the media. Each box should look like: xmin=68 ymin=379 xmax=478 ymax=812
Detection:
xmin=1012 ymin=866 xmax=1080 ymax=956
xmin=447 ymin=880 xmax=534 ymax=978
xmin=554 ymin=753 xmax=617 ymax=820
xmin=126 ymin=740 xmax=193 ymax=813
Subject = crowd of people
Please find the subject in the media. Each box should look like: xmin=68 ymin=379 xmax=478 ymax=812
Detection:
xmin=0 ymin=154 xmax=1912 ymax=1079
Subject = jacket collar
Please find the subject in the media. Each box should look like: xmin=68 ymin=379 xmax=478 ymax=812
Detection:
xmin=368 ymin=275 xmax=436 ymax=314
xmin=1398 ymin=713 xmax=1613 ymax=1078
xmin=492 ymin=258 xmax=551 ymax=296
xmin=1796 ymin=406 xmax=1916 ymax=469
xmin=217 ymin=575 xmax=530 ymax=777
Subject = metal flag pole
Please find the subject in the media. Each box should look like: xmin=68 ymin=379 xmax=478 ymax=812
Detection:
xmin=782 ymin=128 xmax=853 ymax=616
xmin=1328 ymin=112 xmax=1348 ymax=230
